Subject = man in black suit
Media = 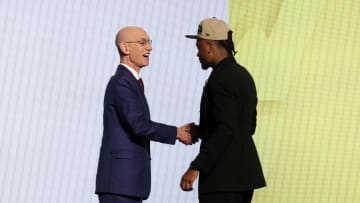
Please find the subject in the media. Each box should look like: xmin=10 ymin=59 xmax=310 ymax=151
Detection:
xmin=180 ymin=17 xmax=266 ymax=203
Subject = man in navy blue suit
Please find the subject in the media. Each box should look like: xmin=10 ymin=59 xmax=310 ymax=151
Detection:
xmin=95 ymin=26 xmax=193 ymax=203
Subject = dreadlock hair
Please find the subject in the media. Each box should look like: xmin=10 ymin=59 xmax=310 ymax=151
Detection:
xmin=217 ymin=30 xmax=237 ymax=56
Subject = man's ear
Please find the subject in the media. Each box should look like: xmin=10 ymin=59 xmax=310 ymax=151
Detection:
xmin=207 ymin=41 xmax=214 ymax=54
xmin=119 ymin=42 xmax=130 ymax=55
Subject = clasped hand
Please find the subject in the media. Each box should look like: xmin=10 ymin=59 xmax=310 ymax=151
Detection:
xmin=176 ymin=123 xmax=200 ymax=145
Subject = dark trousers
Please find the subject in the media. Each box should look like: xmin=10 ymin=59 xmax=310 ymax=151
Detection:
xmin=199 ymin=190 xmax=254 ymax=203
xmin=98 ymin=193 xmax=142 ymax=203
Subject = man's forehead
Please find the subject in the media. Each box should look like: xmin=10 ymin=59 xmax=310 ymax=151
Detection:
xmin=119 ymin=27 xmax=149 ymax=41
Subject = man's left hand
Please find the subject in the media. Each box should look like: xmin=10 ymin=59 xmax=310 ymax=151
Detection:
xmin=180 ymin=169 xmax=199 ymax=191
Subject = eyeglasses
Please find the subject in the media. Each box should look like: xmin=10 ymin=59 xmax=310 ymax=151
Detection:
xmin=124 ymin=39 xmax=152 ymax=46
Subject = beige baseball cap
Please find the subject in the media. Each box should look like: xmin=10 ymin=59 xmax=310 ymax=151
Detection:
xmin=186 ymin=17 xmax=230 ymax=40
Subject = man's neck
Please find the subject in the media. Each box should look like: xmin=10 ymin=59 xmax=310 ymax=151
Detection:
xmin=120 ymin=58 xmax=141 ymax=73
xmin=213 ymin=53 xmax=229 ymax=68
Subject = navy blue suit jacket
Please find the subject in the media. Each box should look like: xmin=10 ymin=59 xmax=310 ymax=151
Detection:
xmin=95 ymin=64 xmax=177 ymax=199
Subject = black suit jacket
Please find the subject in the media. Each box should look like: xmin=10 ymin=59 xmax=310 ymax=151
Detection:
xmin=192 ymin=57 xmax=266 ymax=194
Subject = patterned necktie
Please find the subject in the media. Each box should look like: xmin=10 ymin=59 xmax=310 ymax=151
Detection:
xmin=138 ymin=78 xmax=144 ymax=93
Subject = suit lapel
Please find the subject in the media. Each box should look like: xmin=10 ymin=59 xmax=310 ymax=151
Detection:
xmin=116 ymin=64 xmax=150 ymax=118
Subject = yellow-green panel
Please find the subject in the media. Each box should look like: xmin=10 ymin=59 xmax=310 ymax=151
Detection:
xmin=230 ymin=0 xmax=360 ymax=202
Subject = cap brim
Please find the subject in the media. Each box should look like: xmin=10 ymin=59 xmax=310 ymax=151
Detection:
xmin=185 ymin=35 xmax=199 ymax=39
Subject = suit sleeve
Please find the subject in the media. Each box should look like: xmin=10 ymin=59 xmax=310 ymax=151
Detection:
xmin=113 ymin=78 xmax=177 ymax=144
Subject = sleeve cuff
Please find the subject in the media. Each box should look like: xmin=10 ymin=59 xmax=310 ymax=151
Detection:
xmin=189 ymin=161 xmax=200 ymax=170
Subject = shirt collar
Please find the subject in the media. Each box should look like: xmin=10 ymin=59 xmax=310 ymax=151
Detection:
xmin=120 ymin=63 xmax=140 ymax=80
xmin=214 ymin=56 xmax=236 ymax=69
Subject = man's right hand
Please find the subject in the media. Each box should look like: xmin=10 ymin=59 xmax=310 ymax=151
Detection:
xmin=176 ymin=123 xmax=193 ymax=145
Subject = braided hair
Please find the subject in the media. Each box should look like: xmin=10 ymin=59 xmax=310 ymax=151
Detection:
xmin=217 ymin=30 xmax=237 ymax=56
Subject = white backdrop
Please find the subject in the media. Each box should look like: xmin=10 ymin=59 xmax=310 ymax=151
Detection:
xmin=0 ymin=0 xmax=227 ymax=202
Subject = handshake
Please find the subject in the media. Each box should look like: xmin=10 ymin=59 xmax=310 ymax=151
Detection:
xmin=176 ymin=123 xmax=201 ymax=145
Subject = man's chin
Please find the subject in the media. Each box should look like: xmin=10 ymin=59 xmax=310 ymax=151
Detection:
xmin=201 ymin=64 xmax=209 ymax=70
xmin=141 ymin=62 xmax=149 ymax=67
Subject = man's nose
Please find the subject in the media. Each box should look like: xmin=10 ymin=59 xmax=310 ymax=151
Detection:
xmin=146 ymin=43 xmax=152 ymax=51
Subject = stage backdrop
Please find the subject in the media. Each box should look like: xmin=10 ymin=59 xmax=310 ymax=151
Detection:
xmin=1 ymin=0 xmax=359 ymax=203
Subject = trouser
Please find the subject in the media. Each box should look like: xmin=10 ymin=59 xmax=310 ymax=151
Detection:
xmin=98 ymin=193 xmax=142 ymax=203
xmin=199 ymin=190 xmax=254 ymax=203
